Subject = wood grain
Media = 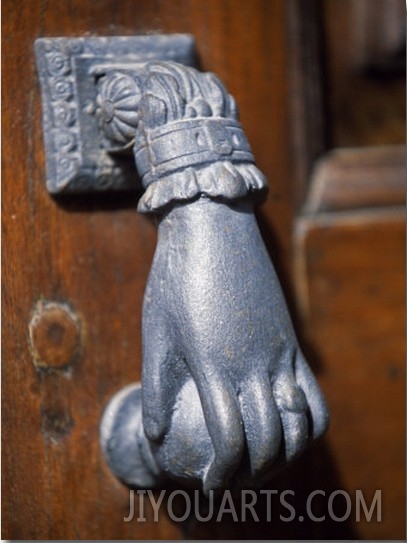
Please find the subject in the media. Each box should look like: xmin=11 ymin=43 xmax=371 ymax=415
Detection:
xmin=2 ymin=0 xmax=296 ymax=539
xmin=305 ymin=145 xmax=405 ymax=213
xmin=294 ymin=203 xmax=405 ymax=539
xmin=3 ymin=0 xmax=405 ymax=539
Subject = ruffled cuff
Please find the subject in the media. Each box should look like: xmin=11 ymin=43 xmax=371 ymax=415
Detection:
xmin=137 ymin=161 xmax=268 ymax=213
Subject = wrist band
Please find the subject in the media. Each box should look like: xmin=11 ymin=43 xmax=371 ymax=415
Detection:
xmin=134 ymin=118 xmax=254 ymax=188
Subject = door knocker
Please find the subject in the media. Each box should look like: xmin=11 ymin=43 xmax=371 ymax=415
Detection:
xmin=35 ymin=35 xmax=328 ymax=494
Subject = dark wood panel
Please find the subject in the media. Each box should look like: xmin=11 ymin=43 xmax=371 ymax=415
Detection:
xmin=322 ymin=0 xmax=405 ymax=147
xmin=294 ymin=205 xmax=405 ymax=539
xmin=305 ymin=145 xmax=405 ymax=213
xmin=285 ymin=0 xmax=329 ymax=209
xmin=2 ymin=0 xmax=296 ymax=539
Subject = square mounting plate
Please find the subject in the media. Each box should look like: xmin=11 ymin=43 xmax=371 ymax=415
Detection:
xmin=35 ymin=35 xmax=196 ymax=194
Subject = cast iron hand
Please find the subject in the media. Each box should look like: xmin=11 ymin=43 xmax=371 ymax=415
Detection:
xmin=99 ymin=61 xmax=328 ymax=492
xmin=142 ymin=196 xmax=328 ymax=493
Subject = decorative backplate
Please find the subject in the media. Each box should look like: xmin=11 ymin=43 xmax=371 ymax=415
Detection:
xmin=35 ymin=35 xmax=196 ymax=194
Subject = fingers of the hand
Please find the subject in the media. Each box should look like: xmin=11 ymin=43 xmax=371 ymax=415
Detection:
xmin=273 ymin=371 xmax=308 ymax=413
xmin=295 ymin=352 xmax=329 ymax=439
xmin=142 ymin=358 xmax=177 ymax=442
xmin=278 ymin=410 xmax=309 ymax=462
xmin=273 ymin=371 xmax=309 ymax=461
xmin=239 ymin=376 xmax=281 ymax=476
xmin=141 ymin=325 xmax=177 ymax=442
xmin=198 ymin=378 xmax=244 ymax=493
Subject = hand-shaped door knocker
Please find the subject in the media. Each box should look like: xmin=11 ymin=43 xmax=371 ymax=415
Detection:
xmin=35 ymin=37 xmax=328 ymax=494
xmin=98 ymin=61 xmax=328 ymax=493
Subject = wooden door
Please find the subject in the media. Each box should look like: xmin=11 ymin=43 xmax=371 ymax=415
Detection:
xmin=3 ymin=0 xmax=405 ymax=539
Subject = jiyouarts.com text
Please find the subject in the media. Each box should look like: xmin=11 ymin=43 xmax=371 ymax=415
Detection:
xmin=124 ymin=488 xmax=382 ymax=523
